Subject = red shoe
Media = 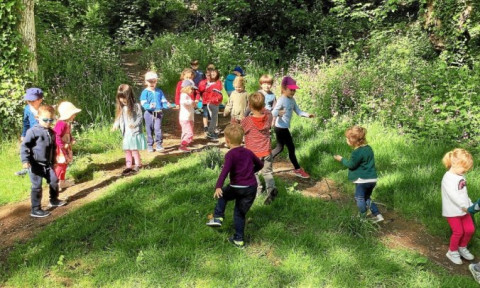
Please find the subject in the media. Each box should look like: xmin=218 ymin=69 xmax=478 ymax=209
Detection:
xmin=178 ymin=145 xmax=190 ymax=152
xmin=293 ymin=168 xmax=310 ymax=179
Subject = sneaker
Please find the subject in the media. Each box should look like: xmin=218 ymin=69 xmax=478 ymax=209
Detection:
xmin=206 ymin=133 xmax=219 ymax=140
xmin=206 ymin=217 xmax=223 ymax=227
xmin=156 ymin=145 xmax=165 ymax=152
xmin=228 ymin=237 xmax=245 ymax=249
xmin=446 ymin=250 xmax=463 ymax=265
xmin=469 ymin=264 xmax=480 ymax=284
xmin=59 ymin=179 xmax=75 ymax=189
xmin=147 ymin=146 xmax=154 ymax=153
xmin=48 ymin=199 xmax=67 ymax=207
xmin=204 ymin=127 xmax=208 ymax=133
xmin=178 ymin=145 xmax=190 ymax=152
xmin=15 ymin=168 xmax=29 ymax=176
xmin=132 ymin=166 xmax=141 ymax=173
xmin=372 ymin=214 xmax=385 ymax=223
xmin=30 ymin=208 xmax=51 ymax=218
xmin=293 ymin=168 xmax=310 ymax=179
xmin=459 ymin=247 xmax=475 ymax=260
xmin=122 ymin=168 xmax=134 ymax=176
xmin=264 ymin=188 xmax=278 ymax=205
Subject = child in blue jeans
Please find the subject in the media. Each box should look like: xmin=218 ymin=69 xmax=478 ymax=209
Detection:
xmin=206 ymin=124 xmax=263 ymax=248
xmin=334 ymin=126 xmax=384 ymax=223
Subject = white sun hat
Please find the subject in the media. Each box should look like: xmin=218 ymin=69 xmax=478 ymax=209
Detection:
xmin=145 ymin=71 xmax=158 ymax=81
xmin=58 ymin=101 xmax=82 ymax=120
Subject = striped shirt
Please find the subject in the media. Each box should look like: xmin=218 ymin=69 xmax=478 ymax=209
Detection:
xmin=241 ymin=110 xmax=273 ymax=158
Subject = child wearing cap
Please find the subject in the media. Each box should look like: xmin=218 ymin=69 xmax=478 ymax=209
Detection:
xmin=21 ymin=105 xmax=67 ymax=218
xmin=140 ymin=71 xmax=171 ymax=152
xmin=16 ymin=88 xmax=44 ymax=176
xmin=174 ymin=68 xmax=197 ymax=108
xmin=224 ymin=66 xmax=244 ymax=97
xmin=178 ymin=79 xmax=197 ymax=152
xmin=223 ymin=76 xmax=248 ymax=124
xmin=272 ymin=76 xmax=314 ymax=179
xmin=54 ymin=101 xmax=81 ymax=190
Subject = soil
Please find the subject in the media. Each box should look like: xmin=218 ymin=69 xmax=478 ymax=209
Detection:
xmin=0 ymin=53 xmax=470 ymax=276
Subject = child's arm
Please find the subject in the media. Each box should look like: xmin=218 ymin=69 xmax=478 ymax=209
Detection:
xmin=158 ymin=89 xmax=170 ymax=110
xmin=140 ymin=90 xmax=153 ymax=111
xmin=132 ymin=104 xmax=143 ymax=128
xmin=214 ymin=154 xmax=233 ymax=193
xmin=271 ymin=97 xmax=284 ymax=117
xmin=20 ymin=130 xmax=35 ymax=168
xmin=223 ymin=97 xmax=233 ymax=116
xmin=175 ymin=81 xmax=182 ymax=107
xmin=443 ymin=179 xmax=470 ymax=211
xmin=21 ymin=108 xmax=30 ymax=138
xmin=338 ymin=150 xmax=363 ymax=170
xmin=468 ymin=199 xmax=480 ymax=214
xmin=293 ymin=101 xmax=313 ymax=118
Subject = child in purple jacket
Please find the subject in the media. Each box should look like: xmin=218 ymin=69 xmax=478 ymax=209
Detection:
xmin=206 ymin=124 xmax=263 ymax=248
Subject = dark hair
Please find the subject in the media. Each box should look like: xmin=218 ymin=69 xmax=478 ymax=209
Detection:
xmin=210 ymin=69 xmax=220 ymax=81
xmin=116 ymin=84 xmax=137 ymax=120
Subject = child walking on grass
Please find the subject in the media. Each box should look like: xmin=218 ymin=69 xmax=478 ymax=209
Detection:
xmin=113 ymin=84 xmax=147 ymax=175
xmin=21 ymin=105 xmax=67 ymax=218
xmin=178 ymin=79 xmax=197 ymax=152
xmin=271 ymin=76 xmax=314 ymax=179
xmin=334 ymin=126 xmax=384 ymax=223
xmin=206 ymin=124 xmax=263 ymax=248
xmin=441 ymin=148 xmax=475 ymax=265
xmin=241 ymin=92 xmax=278 ymax=205
xmin=54 ymin=101 xmax=81 ymax=190
xmin=224 ymin=76 xmax=248 ymax=124
xmin=140 ymin=71 xmax=171 ymax=152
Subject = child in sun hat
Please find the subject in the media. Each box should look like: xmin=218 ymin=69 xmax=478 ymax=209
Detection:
xmin=54 ymin=101 xmax=81 ymax=190
xmin=21 ymin=105 xmax=67 ymax=218
xmin=224 ymin=66 xmax=244 ymax=97
xmin=178 ymin=79 xmax=197 ymax=152
xmin=271 ymin=76 xmax=314 ymax=179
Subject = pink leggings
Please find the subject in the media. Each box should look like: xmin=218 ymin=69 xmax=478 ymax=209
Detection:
xmin=446 ymin=214 xmax=475 ymax=251
xmin=180 ymin=120 xmax=194 ymax=146
xmin=125 ymin=150 xmax=142 ymax=168
xmin=54 ymin=163 xmax=68 ymax=180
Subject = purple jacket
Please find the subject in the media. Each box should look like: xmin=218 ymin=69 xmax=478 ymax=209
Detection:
xmin=215 ymin=146 xmax=263 ymax=189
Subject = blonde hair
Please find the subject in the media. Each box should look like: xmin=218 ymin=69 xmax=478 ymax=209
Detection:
xmin=248 ymin=92 xmax=265 ymax=111
xmin=259 ymin=74 xmax=273 ymax=85
xmin=180 ymin=68 xmax=194 ymax=80
xmin=181 ymin=86 xmax=193 ymax=94
xmin=442 ymin=148 xmax=473 ymax=171
xmin=38 ymin=105 xmax=55 ymax=115
xmin=233 ymin=76 xmax=245 ymax=89
xmin=224 ymin=124 xmax=244 ymax=145
xmin=345 ymin=126 xmax=367 ymax=147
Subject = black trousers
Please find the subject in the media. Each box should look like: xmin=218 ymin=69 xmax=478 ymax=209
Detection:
xmin=272 ymin=127 xmax=300 ymax=169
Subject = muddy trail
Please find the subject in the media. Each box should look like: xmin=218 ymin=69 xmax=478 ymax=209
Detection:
xmin=0 ymin=53 xmax=471 ymax=277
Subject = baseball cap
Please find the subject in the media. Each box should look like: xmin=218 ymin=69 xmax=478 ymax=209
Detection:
xmin=24 ymin=88 xmax=44 ymax=101
xmin=181 ymin=79 xmax=198 ymax=89
xmin=145 ymin=71 xmax=158 ymax=81
xmin=281 ymin=76 xmax=299 ymax=90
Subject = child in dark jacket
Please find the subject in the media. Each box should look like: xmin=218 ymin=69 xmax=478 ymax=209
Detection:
xmin=206 ymin=124 xmax=263 ymax=248
xmin=20 ymin=105 xmax=66 ymax=218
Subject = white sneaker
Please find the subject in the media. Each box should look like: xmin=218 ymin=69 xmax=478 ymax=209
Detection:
xmin=446 ymin=250 xmax=463 ymax=265
xmin=372 ymin=214 xmax=384 ymax=223
xmin=459 ymin=247 xmax=475 ymax=260
xmin=469 ymin=264 xmax=480 ymax=284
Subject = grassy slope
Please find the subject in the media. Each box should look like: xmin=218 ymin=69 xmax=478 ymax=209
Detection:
xmin=1 ymin=120 xmax=478 ymax=286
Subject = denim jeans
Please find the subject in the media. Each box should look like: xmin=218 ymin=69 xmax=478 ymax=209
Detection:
xmin=29 ymin=164 xmax=59 ymax=209
xmin=213 ymin=185 xmax=257 ymax=241
xmin=144 ymin=110 xmax=163 ymax=147
xmin=354 ymin=182 xmax=379 ymax=216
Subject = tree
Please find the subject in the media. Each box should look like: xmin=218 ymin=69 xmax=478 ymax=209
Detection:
xmin=18 ymin=0 xmax=37 ymax=73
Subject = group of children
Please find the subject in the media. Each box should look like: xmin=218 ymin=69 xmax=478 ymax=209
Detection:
xmin=18 ymin=61 xmax=480 ymax=283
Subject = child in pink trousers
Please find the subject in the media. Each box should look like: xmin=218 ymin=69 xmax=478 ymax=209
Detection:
xmin=441 ymin=148 xmax=475 ymax=265
xmin=54 ymin=101 xmax=81 ymax=190
xmin=178 ymin=79 xmax=197 ymax=152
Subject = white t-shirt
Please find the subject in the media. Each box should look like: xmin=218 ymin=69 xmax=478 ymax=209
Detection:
xmin=441 ymin=171 xmax=472 ymax=217
xmin=179 ymin=92 xmax=194 ymax=121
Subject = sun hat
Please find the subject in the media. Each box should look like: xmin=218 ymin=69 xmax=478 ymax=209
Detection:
xmin=24 ymin=88 xmax=44 ymax=101
xmin=181 ymin=79 xmax=198 ymax=89
xmin=145 ymin=71 xmax=158 ymax=81
xmin=281 ymin=76 xmax=300 ymax=90
xmin=233 ymin=66 xmax=245 ymax=76
xmin=58 ymin=101 xmax=82 ymax=120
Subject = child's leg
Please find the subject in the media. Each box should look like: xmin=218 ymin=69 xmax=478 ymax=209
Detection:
xmin=131 ymin=150 xmax=142 ymax=167
xmin=125 ymin=150 xmax=133 ymax=168
xmin=354 ymin=183 xmax=369 ymax=216
xmin=272 ymin=127 xmax=286 ymax=159
xmin=459 ymin=213 xmax=475 ymax=248
xmin=153 ymin=113 xmax=163 ymax=146
xmin=363 ymin=182 xmax=380 ymax=216
xmin=447 ymin=216 xmax=465 ymax=251
xmin=213 ymin=186 xmax=236 ymax=219
xmin=207 ymin=104 xmax=219 ymax=134
xmin=282 ymin=129 xmax=301 ymax=170
xmin=262 ymin=154 xmax=276 ymax=192
xmin=54 ymin=164 xmax=67 ymax=181
xmin=203 ymin=105 xmax=209 ymax=130
xmin=29 ymin=164 xmax=44 ymax=209
xmin=45 ymin=166 xmax=60 ymax=201
xmin=180 ymin=120 xmax=194 ymax=146
xmin=233 ymin=186 xmax=257 ymax=241
xmin=144 ymin=111 xmax=154 ymax=148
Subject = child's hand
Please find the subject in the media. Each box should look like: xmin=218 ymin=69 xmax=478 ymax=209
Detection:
xmin=71 ymin=140 xmax=76 ymax=145
xmin=278 ymin=109 xmax=286 ymax=116
xmin=462 ymin=207 xmax=468 ymax=213
xmin=64 ymin=143 xmax=69 ymax=149
xmin=333 ymin=155 xmax=342 ymax=161
xmin=20 ymin=136 xmax=24 ymax=142
xmin=214 ymin=188 xmax=223 ymax=199
xmin=111 ymin=126 xmax=118 ymax=132
xmin=22 ymin=162 xmax=31 ymax=169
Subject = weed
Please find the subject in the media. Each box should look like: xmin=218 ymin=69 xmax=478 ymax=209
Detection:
xmin=201 ymin=147 xmax=223 ymax=170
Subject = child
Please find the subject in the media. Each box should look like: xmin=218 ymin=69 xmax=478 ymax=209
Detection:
xmin=54 ymin=101 xmax=81 ymax=190
xmin=258 ymin=74 xmax=276 ymax=111
xmin=178 ymin=79 xmax=197 ymax=152
xmin=224 ymin=76 xmax=248 ymax=124
xmin=201 ymin=69 xmax=223 ymax=140
xmin=112 ymin=84 xmax=147 ymax=175
xmin=16 ymin=88 xmax=44 ymax=176
xmin=440 ymin=148 xmax=475 ymax=265
xmin=140 ymin=71 xmax=171 ymax=152
xmin=198 ymin=65 xmax=215 ymax=132
xmin=333 ymin=126 xmax=384 ymax=223
xmin=191 ymin=59 xmax=205 ymax=87
xmin=174 ymin=68 xmax=195 ymax=108
xmin=206 ymin=124 xmax=263 ymax=248
xmin=224 ymin=66 xmax=244 ymax=97
xmin=241 ymin=92 xmax=278 ymax=205
xmin=20 ymin=105 xmax=66 ymax=218
xmin=271 ymin=76 xmax=314 ymax=179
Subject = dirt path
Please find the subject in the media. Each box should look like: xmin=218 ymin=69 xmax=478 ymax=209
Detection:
xmin=0 ymin=53 xmax=470 ymax=276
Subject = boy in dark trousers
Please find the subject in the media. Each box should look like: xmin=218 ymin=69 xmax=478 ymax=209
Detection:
xmin=206 ymin=124 xmax=263 ymax=248
xmin=21 ymin=105 xmax=66 ymax=218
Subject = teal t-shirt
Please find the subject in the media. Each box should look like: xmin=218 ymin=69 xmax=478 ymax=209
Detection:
xmin=340 ymin=145 xmax=377 ymax=182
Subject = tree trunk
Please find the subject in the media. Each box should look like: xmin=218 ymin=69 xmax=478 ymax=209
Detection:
xmin=18 ymin=0 xmax=37 ymax=73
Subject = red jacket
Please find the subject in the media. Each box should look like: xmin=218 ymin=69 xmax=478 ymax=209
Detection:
xmin=200 ymin=80 xmax=223 ymax=105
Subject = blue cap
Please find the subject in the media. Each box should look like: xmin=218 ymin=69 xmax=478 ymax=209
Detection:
xmin=233 ymin=66 xmax=245 ymax=76
xmin=24 ymin=88 xmax=44 ymax=101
